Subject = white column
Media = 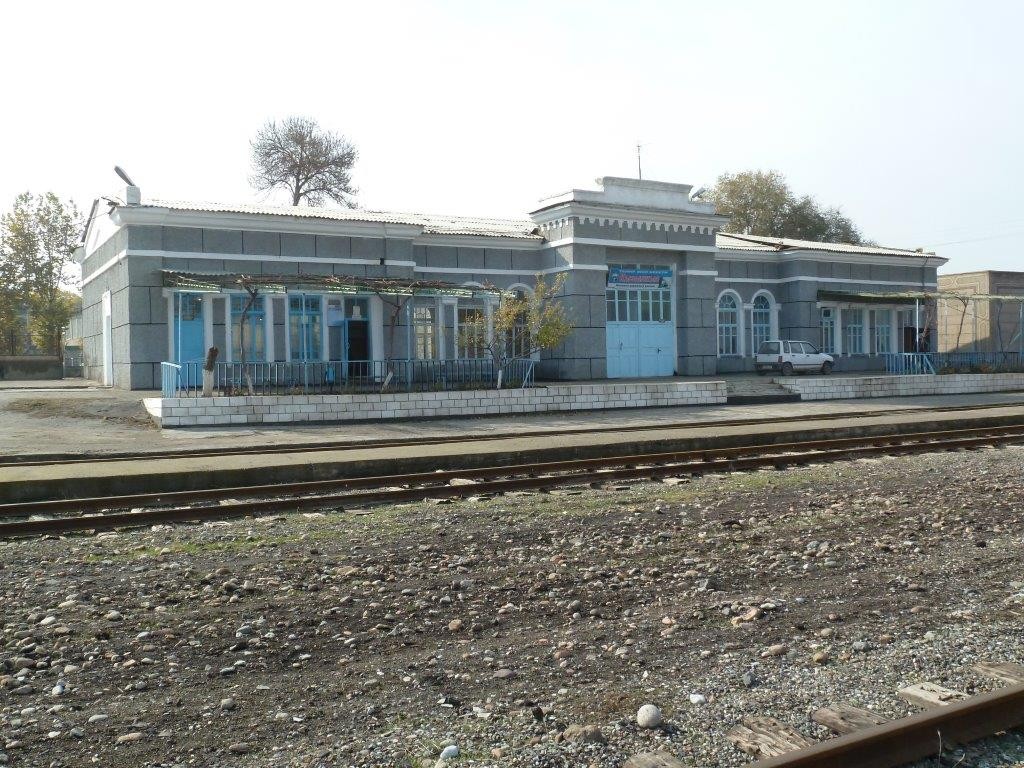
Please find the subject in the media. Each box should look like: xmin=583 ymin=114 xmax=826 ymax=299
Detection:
xmin=484 ymin=298 xmax=496 ymax=349
xmin=436 ymin=297 xmax=446 ymax=359
xmin=264 ymin=295 xmax=275 ymax=362
xmin=321 ymin=296 xmax=329 ymax=362
xmin=283 ymin=298 xmax=292 ymax=363
xmin=223 ymin=295 xmax=232 ymax=362
xmin=864 ymin=307 xmax=873 ymax=356
xmin=771 ymin=304 xmax=781 ymax=341
xmin=738 ymin=303 xmax=747 ymax=357
xmin=166 ymin=292 xmax=175 ymax=363
xmin=835 ymin=306 xmax=843 ymax=356
xmin=368 ymin=295 xmax=384 ymax=360
xmin=203 ymin=294 xmax=213 ymax=359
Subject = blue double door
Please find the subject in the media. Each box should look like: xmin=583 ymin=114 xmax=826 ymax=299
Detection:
xmin=606 ymin=323 xmax=676 ymax=378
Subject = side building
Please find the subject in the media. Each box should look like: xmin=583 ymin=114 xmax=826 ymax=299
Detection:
xmin=76 ymin=177 xmax=945 ymax=389
xmin=937 ymin=270 xmax=1024 ymax=355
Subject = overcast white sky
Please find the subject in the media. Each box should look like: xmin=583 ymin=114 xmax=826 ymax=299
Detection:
xmin=1 ymin=0 xmax=1022 ymax=273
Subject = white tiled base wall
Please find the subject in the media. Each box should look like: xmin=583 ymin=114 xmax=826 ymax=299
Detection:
xmin=776 ymin=373 xmax=1024 ymax=401
xmin=148 ymin=381 xmax=728 ymax=428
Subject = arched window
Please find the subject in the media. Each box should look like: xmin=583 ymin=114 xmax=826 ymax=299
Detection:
xmin=506 ymin=288 xmax=532 ymax=359
xmin=751 ymin=293 xmax=772 ymax=353
xmin=413 ymin=306 xmax=435 ymax=359
xmin=717 ymin=293 xmax=739 ymax=356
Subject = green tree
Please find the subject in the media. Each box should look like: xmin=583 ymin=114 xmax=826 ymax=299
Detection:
xmin=459 ymin=274 xmax=572 ymax=386
xmin=250 ymin=116 xmax=358 ymax=207
xmin=710 ymin=170 xmax=865 ymax=244
xmin=0 ymin=192 xmax=81 ymax=354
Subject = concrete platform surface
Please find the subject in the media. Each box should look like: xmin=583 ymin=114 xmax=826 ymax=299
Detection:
xmin=3 ymin=398 xmax=1024 ymax=503
xmin=0 ymin=384 xmax=1022 ymax=457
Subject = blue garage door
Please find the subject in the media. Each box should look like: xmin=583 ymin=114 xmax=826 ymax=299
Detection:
xmin=605 ymin=272 xmax=676 ymax=378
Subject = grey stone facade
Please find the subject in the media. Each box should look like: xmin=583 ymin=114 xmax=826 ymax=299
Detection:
xmin=76 ymin=177 xmax=946 ymax=389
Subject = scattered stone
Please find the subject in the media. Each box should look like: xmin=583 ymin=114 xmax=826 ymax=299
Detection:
xmin=637 ymin=704 xmax=663 ymax=728
xmin=438 ymin=744 xmax=459 ymax=760
xmin=561 ymin=724 xmax=606 ymax=744
xmin=116 ymin=732 xmax=143 ymax=744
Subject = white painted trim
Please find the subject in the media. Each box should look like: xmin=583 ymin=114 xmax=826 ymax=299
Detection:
xmin=716 ymin=249 xmax=946 ymax=269
xmin=134 ymin=248 xmax=416 ymax=269
xmin=544 ymin=237 xmax=718 ymax=253
xmin=101 ymin=290 xmax=113 ymax=386
xmin=678 ymin=269 xmax=718 ymax=277
xmin=412 ymin=234 xmax=543 ymax=250
xmin=717 ymin=275 xmax=939 ymax=288
xmin=81 ymin=249 xmax=128 ymax=288
xmin=412 ymin=264 xmax=607 ymax=276
xmin=166 ymin=296 xmax=174 ymax=363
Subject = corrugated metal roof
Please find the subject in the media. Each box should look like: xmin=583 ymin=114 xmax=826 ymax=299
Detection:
xmin=141 ymin=198 xmax=542 ymax=240
xmin=716 ymin=232 xmax=936 ymax=258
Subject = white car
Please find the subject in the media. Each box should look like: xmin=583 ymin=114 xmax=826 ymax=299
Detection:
xmin=755 ymin=340 xmax=834 ymax=375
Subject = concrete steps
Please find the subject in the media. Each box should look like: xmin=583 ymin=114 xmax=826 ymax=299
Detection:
xmin=726 ymin=377 xmax=802 ymax=405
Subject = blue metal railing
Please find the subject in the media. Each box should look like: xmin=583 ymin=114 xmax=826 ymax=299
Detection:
xmin=161 ymin=362 xmax=182 ymax=397
xmin=161 ymin=358 xmax=536 ymax=398
xmin=883 ymin=353 xmax=936 ymax=375
xmin=884 ymin=352 xmax=1024 ymax=376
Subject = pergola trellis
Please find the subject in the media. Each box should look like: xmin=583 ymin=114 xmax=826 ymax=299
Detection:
xmin=818 ymin=289 xmax=1024 ymax=359
xmin=162 ymin=270 xmax=505 ymax=368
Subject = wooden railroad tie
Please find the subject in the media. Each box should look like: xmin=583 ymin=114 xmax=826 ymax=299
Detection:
xmin=897 ymin=681 xmax=969 ymax=709
xmin=973 ymin=661 xmax=1024 ymax=685
xmin=623 ymin=752 xmax=687 ymax=768
xmin=726 ymin=716 xmax=815 ymax=758
xmin=717 ymin=659 xmax=1024 ymax=767
xmin=811 ymin=703 xmax=890 ymax=734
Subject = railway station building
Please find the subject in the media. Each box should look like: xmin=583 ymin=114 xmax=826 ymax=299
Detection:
xmin=76 ymin=176 xmax=946 ymax=390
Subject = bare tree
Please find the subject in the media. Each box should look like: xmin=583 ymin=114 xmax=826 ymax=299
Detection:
xmin=250 ymin=117 xmax=358 ymax=207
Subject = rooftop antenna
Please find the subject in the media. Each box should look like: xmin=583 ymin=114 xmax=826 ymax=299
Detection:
xmin=114 ymin=166 xmax=136 ymax=186
xmin=636 ymin=142 xmax=643 ymax=180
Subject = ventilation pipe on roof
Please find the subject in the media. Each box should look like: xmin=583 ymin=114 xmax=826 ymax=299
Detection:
xmin=114 ymin=166 xmax=141 ymax=205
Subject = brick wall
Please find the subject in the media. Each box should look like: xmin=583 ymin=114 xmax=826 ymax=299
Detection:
xmin=149 ymin=381 xmax=727 ymax=428
xmin=776 ymin=373 xmax=1024 ymax=401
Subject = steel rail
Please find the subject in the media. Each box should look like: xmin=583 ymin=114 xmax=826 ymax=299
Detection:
xmin=1 ymin=399 xmax=1022 ymax=468
xmin=755 ymin=683 xmax=1024 ymax=768
xmin=2 ymin=425 xmax=1024 ymax=538
xmin=2 ymin=422 xmax=1023 ymax=519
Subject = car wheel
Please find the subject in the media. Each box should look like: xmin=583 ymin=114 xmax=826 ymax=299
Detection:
xmin=781 ymin=362 xmax=794 ymax=376
xmin=821 ymin=361 xmax=833 ymax=375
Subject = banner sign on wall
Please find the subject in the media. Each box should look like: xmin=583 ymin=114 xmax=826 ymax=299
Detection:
xmin=607 ymin=267 xmax=672 ymax=288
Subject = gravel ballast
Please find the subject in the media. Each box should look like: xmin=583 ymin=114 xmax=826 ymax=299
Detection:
xmin=2 ymin=446 xmax=1024 ymax=766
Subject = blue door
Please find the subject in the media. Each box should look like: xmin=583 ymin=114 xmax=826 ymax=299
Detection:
xmin=173 ymin=292 xmax=205 ymax=386
xmin=605 ymin=286 xmax=676 ymax=378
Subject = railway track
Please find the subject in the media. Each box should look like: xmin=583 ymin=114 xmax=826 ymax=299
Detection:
xmin=1 ymin=399 xmax=1022 ymax=468
xmin=3 ymin=422 xmax=1024 ymax=538
xmin=625 ymin=663 xmax=1024 ymax=768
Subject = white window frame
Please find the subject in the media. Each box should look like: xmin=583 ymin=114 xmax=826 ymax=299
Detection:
xmin=717 ymin=291 xmax=742 ymax=357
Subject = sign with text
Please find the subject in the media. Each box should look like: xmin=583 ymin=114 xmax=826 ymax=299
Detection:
xmin=607 ymin=267 xmax=672 ymax=288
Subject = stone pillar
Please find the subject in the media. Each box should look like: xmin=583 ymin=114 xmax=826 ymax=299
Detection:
xmin=835 ymin=307 xmax=843 ymax=356
xmin=264 ymin=295 xmax=275 ymax=362
xmin=223 ymin=296 xmax=233 ymax=363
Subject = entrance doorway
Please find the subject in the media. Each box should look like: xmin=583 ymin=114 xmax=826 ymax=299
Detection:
xmin=604 ymin=266 xmax=676 ymax=378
